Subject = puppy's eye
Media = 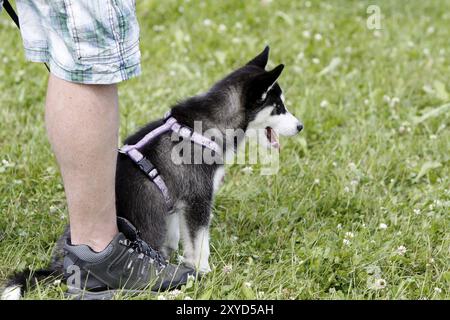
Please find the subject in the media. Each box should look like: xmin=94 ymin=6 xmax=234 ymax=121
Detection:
xmin=271 ymin=102 xmax=286 ymax=115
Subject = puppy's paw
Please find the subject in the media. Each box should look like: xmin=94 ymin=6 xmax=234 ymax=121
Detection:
xmin=182 ymin=257 xmax=211 ymax=274
xmin=198 ymin=264 xmax=212 ymax=274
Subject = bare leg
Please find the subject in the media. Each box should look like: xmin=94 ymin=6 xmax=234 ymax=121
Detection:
xmin=45 ymin=74 xmax=119 ymax=252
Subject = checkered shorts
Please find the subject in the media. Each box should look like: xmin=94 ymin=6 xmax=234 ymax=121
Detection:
xmin=2 ymin=0 xmax=141 ymax=84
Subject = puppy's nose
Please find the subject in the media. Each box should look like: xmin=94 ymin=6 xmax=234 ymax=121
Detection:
xmin=297 ymin=124 xmax=304 ymax=132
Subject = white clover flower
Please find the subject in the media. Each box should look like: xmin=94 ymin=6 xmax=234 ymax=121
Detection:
xmin=222 ymin=264 xmax=233 ymax=274
xmin=293 ymin=66 xmax=303 ymax=74
xmin=379 ymin=223 xmax=388 ymax=230
xmin=433 ymin=200 xmax=443 ymax=207
xmin=350 ymin=179 xmax=359 ymax=186
xmin=396 ymin=245 xmax=407 ymax=256
xmin=320 ymin=100 xmax=329 ymax=108
xmin=218 ymin=24 xmax=227 ymax=32
xmin=373 ymin=278 xmax=387 ymax=290
xmin=203 ymin=19 xmax=212 ymax=26
xmin=244 ymin=281 xmax=252 ymax=287
xmin=312 ymin=58 xmax=320 ymax=64
xmin=241 ymin=166 xmax=253 ymax=174
xmin=363 ymin=99 xmax=369 ymax=105
xmin=152 ymin=25 xmax=165 ymax=32
xmin=389 ymin=97 xmax=400 ymax=107
xmin=157 ymin=294 xmax=167 ymax=300
xmin=314 ymin=178 xmax=320 ymax=184
xmin=343 ymin=239 xmax=351 ymax=246
xmin=348 ymin=162 xmax=357 ymax=170
xmin=413 ymin=208 xmax=421 ymax=215
xmin=168 ymin=289 xmax=182 ymax=299
xmin=434 ymin=287 xmax=442 ymax=294
xmin=343 ymin=186 xmax=350 ymax=193
xmin=53 ymin=279 xmax=61 ymax=285
xmin=302 ymin=30 xmax=311 ymax=38
xmin=314 ymin=33 xmax=323 ymax=41
xmin=345 ymin=232 xmax=355 ymax=239
xmin=235 ymin=22 xmax=243 ymax=29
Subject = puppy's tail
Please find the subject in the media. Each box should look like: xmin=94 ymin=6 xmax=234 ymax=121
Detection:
xmin=1 ymin=268 xmax=62 ymax=300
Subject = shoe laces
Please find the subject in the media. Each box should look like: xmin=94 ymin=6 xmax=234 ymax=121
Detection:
xmin=120 ymin=238 xmax=167 ymax=269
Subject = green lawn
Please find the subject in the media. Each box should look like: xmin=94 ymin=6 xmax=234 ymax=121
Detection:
xmin=0 ymin=0 xmax=449 ymax=299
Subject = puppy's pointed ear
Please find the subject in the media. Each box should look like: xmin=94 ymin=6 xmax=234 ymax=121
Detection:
xmin=250 ymin=64 xmax=285 ymax=101
xmin=264 ymin=64 xmax=284 ymax=87
xmin=246 ymin=46 xmax=270 ymax=68
xmin=256 ymin=64 xmax=284 ymax=90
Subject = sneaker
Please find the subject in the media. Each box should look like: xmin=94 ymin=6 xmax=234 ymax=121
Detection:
xmin=63 ymin=217 xmax=195 ymax=300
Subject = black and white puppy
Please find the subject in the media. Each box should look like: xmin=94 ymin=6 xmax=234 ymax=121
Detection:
xmin=116 ymin=46 xmax=302 ymax=272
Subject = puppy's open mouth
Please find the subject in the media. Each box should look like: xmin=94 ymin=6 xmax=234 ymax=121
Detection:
xmin=265 ymin=127 xmax=280 ymax=149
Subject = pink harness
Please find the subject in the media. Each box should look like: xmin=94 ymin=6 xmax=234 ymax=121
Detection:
xmin=119 ymin=113 xmax=221 ymax=205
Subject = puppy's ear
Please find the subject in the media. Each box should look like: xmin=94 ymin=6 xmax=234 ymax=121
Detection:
xmin=246 ymin=46 xmax=270 ymax=69
xmin=263 ymin=64 xmax=284 ymax=88
xmin=250 ymin=64 xmax=284 ymax=100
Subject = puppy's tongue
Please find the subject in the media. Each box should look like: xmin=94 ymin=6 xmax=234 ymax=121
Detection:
xmin=266 ymin=127 xmax=280 ymax=150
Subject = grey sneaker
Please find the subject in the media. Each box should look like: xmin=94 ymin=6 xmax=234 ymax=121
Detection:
xmin=63 ymin=217 xmax=195 ymax=300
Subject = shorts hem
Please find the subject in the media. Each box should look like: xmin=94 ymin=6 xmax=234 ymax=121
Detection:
xmin=23 ymin=47 xmax=141 ymax=85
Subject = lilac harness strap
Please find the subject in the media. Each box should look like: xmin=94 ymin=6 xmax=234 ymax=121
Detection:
xmin=119 ymin=114 xmax=221 ymax=205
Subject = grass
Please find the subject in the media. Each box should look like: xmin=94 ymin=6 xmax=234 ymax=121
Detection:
xmin=0 ymin=0 xmax=449 ymax=300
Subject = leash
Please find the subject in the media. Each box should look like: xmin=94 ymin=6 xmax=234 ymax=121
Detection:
xmin=2 ymin=0 xmax=50 ymax=71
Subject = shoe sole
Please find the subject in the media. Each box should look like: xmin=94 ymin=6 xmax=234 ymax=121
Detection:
xmin=66 ymin=287 xmax=155 ymax=300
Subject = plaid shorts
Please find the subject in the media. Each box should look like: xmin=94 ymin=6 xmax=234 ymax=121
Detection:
xmin=2 ymin=0 xmax=141 ymax=84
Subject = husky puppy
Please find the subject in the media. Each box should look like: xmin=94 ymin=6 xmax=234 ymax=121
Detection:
xmin=2 ymin=46 xmax=302 ymax=299
xmin=116 ymin=46 xmax=302 ymax=272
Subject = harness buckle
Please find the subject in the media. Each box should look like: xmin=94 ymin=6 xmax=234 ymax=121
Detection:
xmin=136 ymin=157 xmax=155 ymax=175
